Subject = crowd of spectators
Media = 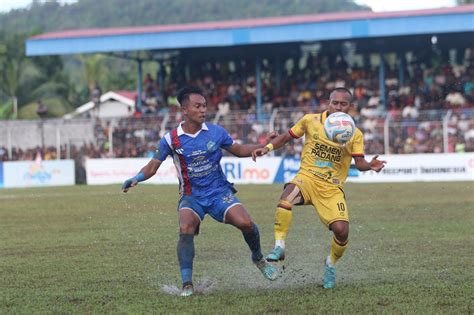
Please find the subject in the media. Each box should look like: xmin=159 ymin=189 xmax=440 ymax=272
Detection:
xmin=2 ymin=48 xmax=473 ymax=162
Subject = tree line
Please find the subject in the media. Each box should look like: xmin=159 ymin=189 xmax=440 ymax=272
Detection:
xmin=1 ymin=0 xmax=370 ymax=118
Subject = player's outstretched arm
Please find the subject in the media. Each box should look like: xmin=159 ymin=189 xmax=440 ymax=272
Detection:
xmin=122 ymin=159 xmax=162 ymax=192
xmin=353 ymin=155 xmax=387 ymax=172
xmin=251 ymin=132 xmax=293 ymax=161
xmin=226 ymin=131 xmax=279 ymax=158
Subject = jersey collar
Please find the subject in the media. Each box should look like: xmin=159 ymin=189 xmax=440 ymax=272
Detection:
xmin=177 ymin=122 xmax=209 ymax=137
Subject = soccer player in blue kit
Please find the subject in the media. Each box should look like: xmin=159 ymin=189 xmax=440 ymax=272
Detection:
xmin=122 ymin=86 xmax=277 ymax=296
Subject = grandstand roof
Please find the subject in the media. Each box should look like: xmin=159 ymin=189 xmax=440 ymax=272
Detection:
xmin=26 ymin=5 xmax=474 ymax=56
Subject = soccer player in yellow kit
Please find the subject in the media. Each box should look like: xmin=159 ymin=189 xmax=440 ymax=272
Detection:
xmin=252 ymin=87 xmax=386 ymax=289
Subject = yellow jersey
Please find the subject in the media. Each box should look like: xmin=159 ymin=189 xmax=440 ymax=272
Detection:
xmin=289 ymin=111 xmax=364 ymax=187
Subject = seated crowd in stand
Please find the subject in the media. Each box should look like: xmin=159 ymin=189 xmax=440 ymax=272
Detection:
xmin=1 ymin=50 xmax=473 ymax=162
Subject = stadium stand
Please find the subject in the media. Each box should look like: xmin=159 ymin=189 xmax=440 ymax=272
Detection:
xmin=3 ymin=6 xmax=472 ymax=163
xmin=1 ymin=54 xmax=473 ymax=161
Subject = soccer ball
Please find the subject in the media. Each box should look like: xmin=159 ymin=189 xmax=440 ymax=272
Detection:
xmin=324 ymin=112 xmax=356 ymax=144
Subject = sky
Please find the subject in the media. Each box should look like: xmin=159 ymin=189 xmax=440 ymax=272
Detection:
xmin=0 ymin=0 xmax=458 ymax=13
xmin=354 ymin=0 xmax=456 ymax=12
xmin=0 ymin=0 xmax=78 ymax=13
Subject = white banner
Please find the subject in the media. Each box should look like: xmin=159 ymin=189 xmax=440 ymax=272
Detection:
xmin=3 ymin=160 xmax=75 ymax=188
xmin=348 ymin=153 xmax=474 ymax=182
xmin=221 ymin=157 xmax=281 ymax=184
xmin=85 ymin=157 xmax=282 ymax=185
xmin=85 ymin=153 xmax=474 ymax=185
xmin=85 ymin=158 xmax=178 ymax=185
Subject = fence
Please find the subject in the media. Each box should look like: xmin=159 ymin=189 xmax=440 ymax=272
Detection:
xmin=1 ymin=108 xmax=473 ymax=160
xmin=0 ymin=118 xmax=95 ymax=159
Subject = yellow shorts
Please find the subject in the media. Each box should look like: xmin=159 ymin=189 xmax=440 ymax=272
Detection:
xmin=289 ymin=172 xmax=349 ymax=227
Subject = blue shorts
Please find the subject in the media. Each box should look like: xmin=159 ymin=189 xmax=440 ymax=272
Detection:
xmin=177 ymin=190 xmax=241 ymax=222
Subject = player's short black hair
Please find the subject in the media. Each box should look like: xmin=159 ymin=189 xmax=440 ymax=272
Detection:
xmin=330 ymin=87 xmax=353 ymax=101
xmin=177 ymin=86 xmax=205 ymax=106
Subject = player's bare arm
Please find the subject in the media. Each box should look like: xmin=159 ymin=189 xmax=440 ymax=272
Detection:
xmin=353 ymin=155 xmax=387 ymax=172
xmin=227 ymin=143 xmax=265 ymax=157
xmin=122 ymin=159 xmax=162 ymax=192
xmin=227 ymin=131 xmax=279 ymax=157
xmin=252 ymin=132 xmax=293 ymax=161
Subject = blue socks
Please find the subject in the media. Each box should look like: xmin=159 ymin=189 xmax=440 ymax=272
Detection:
xmin=242 ymin=224 xmax=263 ymax=263
xmin=177 ymin=224 xmax=262 ymax=286
xmin=177 ymin=233 xmax=195 ymax=286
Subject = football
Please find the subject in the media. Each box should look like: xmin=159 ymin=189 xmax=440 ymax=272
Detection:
xmin=324 ymin=112 xmax=356 ymax=144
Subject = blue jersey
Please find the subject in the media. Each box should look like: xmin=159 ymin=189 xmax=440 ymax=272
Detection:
xmin=153 ymin=122 xmax=235 ymax=198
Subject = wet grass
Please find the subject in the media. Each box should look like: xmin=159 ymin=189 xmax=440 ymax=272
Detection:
xmin=1 ymin=182 xmax=473 ymax=313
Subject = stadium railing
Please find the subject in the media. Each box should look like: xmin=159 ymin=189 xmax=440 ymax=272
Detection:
xmin=0 ymin=108 xmax=473 ymax=160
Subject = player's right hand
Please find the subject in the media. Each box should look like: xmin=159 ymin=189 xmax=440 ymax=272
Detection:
xmin=122 ymin=178 xmax=138 ymax=193
xmin=252 ymin=147 xmax=269 ymax=162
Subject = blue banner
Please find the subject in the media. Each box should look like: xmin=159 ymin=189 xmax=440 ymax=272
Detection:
xmin=274 ymin=158 xmax=300 ymax=183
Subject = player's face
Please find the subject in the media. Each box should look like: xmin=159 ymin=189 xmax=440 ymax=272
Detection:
xmin=328 ymin=91 xmax=352 ymax=114
xmin=183 ymin=93 xmax=207 ymax=124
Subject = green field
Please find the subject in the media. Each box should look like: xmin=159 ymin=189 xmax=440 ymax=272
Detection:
xmin=1 ymin=182 xmax=473 ymax=314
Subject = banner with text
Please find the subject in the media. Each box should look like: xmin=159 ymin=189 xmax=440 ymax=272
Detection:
xmin=86 ymin=158 xmax=178 ymax=185
xmin=86 ymin=157 xmax=282 ymax=185
xmin=3 ymin=160 xmax=75 ymax=188
xmin=85 ymin=153 xmax=474 ymax=185
xmin=347 ymin=153 xmax=474 ymax=182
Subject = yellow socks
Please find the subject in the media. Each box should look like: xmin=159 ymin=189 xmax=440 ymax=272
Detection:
xmin=329 ymin=236 xmax=348 ymax=265
xmin=274 ymin=203 xmax=293 ymax=244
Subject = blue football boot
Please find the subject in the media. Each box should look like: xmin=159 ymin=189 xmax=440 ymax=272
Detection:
xmin=255 ymin=258 xmax=278 ymax=281
xmin=323 ymin=256 xmax=336 ymax=289
xmin=180 ymin=283 xmax=194 ymax=297
xmin=265 ymin=246 xmax=285 ymax=262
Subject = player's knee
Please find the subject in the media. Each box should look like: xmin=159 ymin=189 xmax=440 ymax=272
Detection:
xmin=238 ymin=219 xmax=254 ymax=232
xmin=179 ymin=223 xmax=198 ymax=234
xmin=331 ymin=221 xmax=349 ymax=242
xmin=278 ymin=199 xmax=293 ymax=211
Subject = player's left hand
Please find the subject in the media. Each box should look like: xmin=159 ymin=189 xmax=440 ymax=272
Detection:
xmin=252 ymin=147 xmax=270 ymax=161
xmin=369 ymin=155 xmax=387 ymax=172
xmin=122 ymin=178 xmax=138 ymax=193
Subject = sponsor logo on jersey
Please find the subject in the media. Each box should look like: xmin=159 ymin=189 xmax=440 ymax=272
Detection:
xmin=190 ymin=150 xmax=207 ymax=156
xmin=310 ymin=142 xmax=342 ymax=162
xmin=207 ymin=141 xmax=217 ymax=152
xmin=315 ymin=160 xmax=333 ymax=168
